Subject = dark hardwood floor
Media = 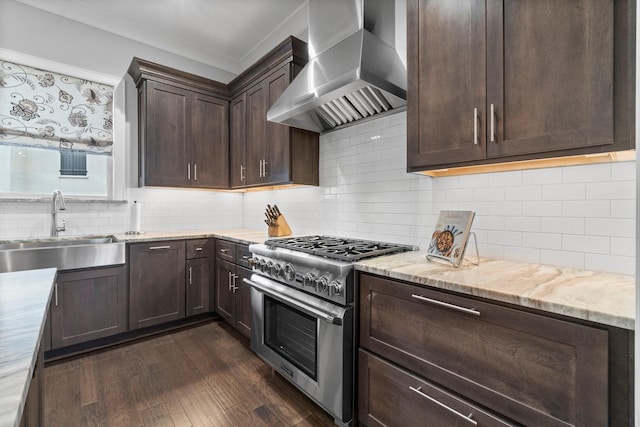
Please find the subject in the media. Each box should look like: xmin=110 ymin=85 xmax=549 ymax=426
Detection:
xmin=44 ymin=320 xmax=334 ymax=426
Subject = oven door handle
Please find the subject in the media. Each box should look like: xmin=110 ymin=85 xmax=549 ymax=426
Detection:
xmin=243 ymin=277 xmax=344 ymax=326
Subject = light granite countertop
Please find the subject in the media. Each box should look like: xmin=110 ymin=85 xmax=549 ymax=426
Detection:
xmin=355 ymin=251 xmax=635 ymax=330
xmin=0 ymin=268 xmax=56 ymax=427
xmin=112 ymin=228 xmax=269 ymax=246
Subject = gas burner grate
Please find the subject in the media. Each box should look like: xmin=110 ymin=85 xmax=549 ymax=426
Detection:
xmin=265 ymin=235 xmax=413 ymax=261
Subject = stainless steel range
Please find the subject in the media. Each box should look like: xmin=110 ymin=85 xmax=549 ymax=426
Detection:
xmin=244 ymin=236 xmax=413 ymax=427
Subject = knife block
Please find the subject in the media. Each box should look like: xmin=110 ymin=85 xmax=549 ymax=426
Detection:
xmin=268 ymin=215 xmax=292 ymax=237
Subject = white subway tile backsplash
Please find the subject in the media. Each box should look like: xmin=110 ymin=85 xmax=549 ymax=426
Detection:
xmin=522 ymin=201 xmax=563 ymax=217
xmin=611 ymin=161 xmax=636 ymax=181
xmin=540 ymin=217 xmax=585 ymax=235
xmin=522 ymin=232 xmax=562 ymax=250
xmin=563 ymin=163 xmax=611 ymax=183
xmin=522 ymin=167 xmax=564 ymax=185
xmin=540 ymin=250 xmax=585 ymax=270
xmin=611 ymin=200 xmax=635 ymax=218
xmin=562 ymin=235 xmax=611 ymax=254
xmin=586 ymin=218 xmax=635 ymax=237
xmin=585 ymin=253 xmax=635 ymax=276
xmin=562 ymin=200 xmax=611 ymax=218
xmin=610 ymin=237 xmax=635 ymax=256
xmin=587 ymin=181 xmax=636 ymax=200
xmin=541 ymin=183 xmax=586 ymax=200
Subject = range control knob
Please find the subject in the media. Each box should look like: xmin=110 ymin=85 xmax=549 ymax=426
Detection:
xmin=328 ymin=281 xmax=343 ymax=297
xmin=316 ymin=276 xmax=330 ymax=293
xmin=284 ymin=263 xmax=295 ymax=281
xmin=265 ymin=261 xmax=273 ymax=274
xmin=303 ymin=272 xmax=317 ymax=288
xmin=271 ymin=263 xmax=282 ymax=277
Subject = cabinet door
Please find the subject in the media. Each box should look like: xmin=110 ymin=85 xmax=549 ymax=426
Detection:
xmin=230 ymin=93 xmax=247 ymax=188
xmin=359 ymin=350 xmax=517 ymax=427
xmin=406 ymin=0 xmax=486 ymax=170
xmin=264 ymin=65 xmax=291 ymax=184
xmin=186 ymin=257 xmax=210 ymax=317
xmin=142 ymin=81 xmax=190 ymax=186
xmin=215 ymin=259 xmax=235 ymax=325
xmin=486 ymin=0 xmax=615 ymax=158
xmin=129 ymin=241 xmax=186 ymax=330
xmin=191 ymin=93 xmax=229 ymax=188
xmin=51 ymin=266 xmax=127 ymax=349
xmin=245 ymin=80 xmax=267 ymax=185
xmin=234 ymin=266 xmax=252 ymax=339
xmin=359 ymin=273 xmax=609 ymax=427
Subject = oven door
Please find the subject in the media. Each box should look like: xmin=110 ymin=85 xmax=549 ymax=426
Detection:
xmin=244 ymin=273 xmax=353 ymax=425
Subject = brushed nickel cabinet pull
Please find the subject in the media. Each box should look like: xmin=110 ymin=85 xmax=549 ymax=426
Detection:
xmin=263 ymin=160 xmax=268 ymax=177
xmin=54 ymin=282 xmax=58 ymax=306
xmin=194 ymin=164 xmax=197 ymax=181
xmin=411 ymin=294 xmax=480 ymax=316
xmin=188 ymin=267 xmax=192 ymax=285
xmin=187 ymin=163 xmax=191 ymax=180
xmin=240 ymin=164 xmax=245 ymax=181
xmin=409 ymin=386 xmax=477 ymax=426
xmin=195 ymin=247 xmax=203 ymax=252
xmin=473 ymin=108 xmax=479 ymax=145
xmin=149 ymin=245 xmax=171 ymax=250
xmin=219 ymin=248 xmax=229 ymax=254
xmin=490 ymin=103 xmax=496 ymax=143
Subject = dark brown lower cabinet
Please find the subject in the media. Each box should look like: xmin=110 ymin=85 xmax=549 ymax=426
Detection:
xmin=186 ymin=257 xmax=210 ymax=316
xmin=215 ymin=239 xmax=251 ymax=339
xmin=51 ymin=266 xmax=127 ymax=349
xmin=20 ymin=337 xmax=44 ymax=427
xmin=359 ymin=350 xmax=517 ymax=427
xmin=129 ymin=241 xmax=186 ymax=330
xmin=234 ymin=266 xmax=252 ymax=338
xmin=358 ymin=272 xmax=632 ymax=427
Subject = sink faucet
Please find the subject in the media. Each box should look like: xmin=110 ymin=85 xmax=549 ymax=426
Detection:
xmin=51 ymin=190 xmax=66 ymax=237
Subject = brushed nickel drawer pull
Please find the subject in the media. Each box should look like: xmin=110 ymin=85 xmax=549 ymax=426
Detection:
xmin=219 ymin=249 xmax=229 ymax=254
xmin=149 ymin=245 xmax=171 ymax=250
xmin=411 ymin=294 xmax=480 ymax=316
xmin=473 ymin=108 xmax=479 ymax=145
xmin=409 ymin=386 xmax=477 ymax=426
xmin=490 ymin=103 xmax=496 ymax=143
xmin=195 ymin=247 xmax=203 ymax=251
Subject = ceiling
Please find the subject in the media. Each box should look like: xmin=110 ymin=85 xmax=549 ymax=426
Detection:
xmin=15 ymin=0 xmax=310 ymax=75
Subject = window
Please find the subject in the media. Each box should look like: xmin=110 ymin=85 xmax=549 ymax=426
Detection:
xmin=0 ymin=56 xmax=117 ymax=198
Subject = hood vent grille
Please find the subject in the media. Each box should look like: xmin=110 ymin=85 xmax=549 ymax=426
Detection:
xmin=316 ymin=86 xmax=392 ymax=128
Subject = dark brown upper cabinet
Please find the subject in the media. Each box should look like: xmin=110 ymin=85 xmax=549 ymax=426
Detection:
xmin=228 ymin=37 xmax=319 ymax=189
xmin=129 ymin=58 xmax=229 ymax=189
xmin=407 ymin=0 xmax=635 ymax=173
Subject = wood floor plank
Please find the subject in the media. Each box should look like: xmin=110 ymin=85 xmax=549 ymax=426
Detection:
xmin=140 ymin=402 xmax=176 ymax=427
xmin=79 ymin=358 xmax=98 ymax=406
xmin=44 ymin=321 xmax=334 ymax=427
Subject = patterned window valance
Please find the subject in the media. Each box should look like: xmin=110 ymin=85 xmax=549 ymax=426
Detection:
xmin=0 ymin=59 xmax=113 ymax=155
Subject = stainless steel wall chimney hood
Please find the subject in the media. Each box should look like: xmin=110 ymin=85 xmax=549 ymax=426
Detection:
xmin=267 ymin=0 xmax=407 ymax=133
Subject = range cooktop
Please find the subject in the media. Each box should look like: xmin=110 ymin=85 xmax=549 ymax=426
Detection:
xmin=264 ymin=235 xmax=414 ymax=262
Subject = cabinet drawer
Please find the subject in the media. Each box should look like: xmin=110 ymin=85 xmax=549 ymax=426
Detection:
xmin=186 ymin=239 xmax=209 ymax=259
xmin=359 ymin=349 xmax=518 ymax=427
xmin=216 ymin=240 xmax=235 ymax=262
xmin=359 ymin=273 xmax=609 ymax=427
xmin=236 ymin=244 xmax=252 ymax=268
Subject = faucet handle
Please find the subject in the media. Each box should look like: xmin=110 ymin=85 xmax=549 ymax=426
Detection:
xmin=58 ymin=219 xmax=66 ymax=232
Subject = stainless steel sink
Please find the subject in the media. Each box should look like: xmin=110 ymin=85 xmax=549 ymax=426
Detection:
xmin=0 ymin=235 xmax=125 ymax=273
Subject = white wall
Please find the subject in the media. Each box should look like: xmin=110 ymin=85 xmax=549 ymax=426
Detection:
xmin=244 ymin=112 xmax=636 ymax=276
xmin=0 ymin=0 xmax=235 ymax=83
